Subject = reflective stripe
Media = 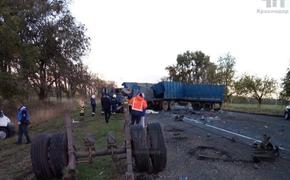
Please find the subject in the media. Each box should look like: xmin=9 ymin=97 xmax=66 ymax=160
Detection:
xmin=132 ymin=98 xmax=144 ymax=111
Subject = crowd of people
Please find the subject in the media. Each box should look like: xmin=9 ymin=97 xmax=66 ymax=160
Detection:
xmin=0 ymin=88 xmax=148 ymax=145
xmin=88 ymin=91 xmax=148 ymax=126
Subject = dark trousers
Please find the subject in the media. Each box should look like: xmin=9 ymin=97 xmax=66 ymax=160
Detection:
xmin=17 ymin=124 xmax=31 ymax=144
xmin=92 ymin=105 xmax=96 ymax=115
xmin=131 ymin=114 xmax=141 ymax=125
xmin=104 ymin=109 xmax=111 ymax=123
xmin=112 ymin=104 xmax=117 ymax=113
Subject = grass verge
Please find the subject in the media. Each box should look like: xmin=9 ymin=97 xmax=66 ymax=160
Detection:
xmin=222 ymin=103 xmax=285 ymax=116
xmin=0 ymin=104 xmax=125 ymax=180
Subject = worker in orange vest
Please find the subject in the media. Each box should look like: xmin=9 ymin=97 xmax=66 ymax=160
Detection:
xmin=128 ymin=93 xmax=147 ymax=125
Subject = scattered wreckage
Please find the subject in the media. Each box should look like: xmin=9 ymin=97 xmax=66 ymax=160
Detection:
xmin=174 ymin=112 xmax=281 ymax=164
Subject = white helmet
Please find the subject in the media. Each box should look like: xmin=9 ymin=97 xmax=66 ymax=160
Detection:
xmin=113 ymin=94 xmax=116 ymax=98
xmin=91 ymin=95 xmax=96 ymax=99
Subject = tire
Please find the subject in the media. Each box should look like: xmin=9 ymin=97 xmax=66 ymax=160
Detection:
xmin=169 ymin=101 xmax=175 ymax=110
xmin=191 ymin=103 xmax=201 ymax=111
xmin=31 ymin=133 xmax=53 ymax=180
xmin=130 ymin=125 xmax=150 ymax=172
xmin=48 ymin=132 xmax=68 ymax=178
xmin=284 ymin=112 xmax=289 ymax=120
xmin=162 ymin=101 xmax=169 ymax=111
xmin=204 ymin=103 xmax=212 ymax=111
xmin=147 ymin=123 xmax=167 ymax=173
xmin=0 ymin=127 xmax=8 ymax=140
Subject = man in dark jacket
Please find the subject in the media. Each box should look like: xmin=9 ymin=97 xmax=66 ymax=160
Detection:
xmin=101 ymin=93 xmax=112 ymax=123
xmin=16 ymin=103 xmax=31 ymax=144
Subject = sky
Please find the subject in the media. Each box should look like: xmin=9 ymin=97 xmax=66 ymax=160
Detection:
xmin=69 ymin=0 xmax=290 ymax=87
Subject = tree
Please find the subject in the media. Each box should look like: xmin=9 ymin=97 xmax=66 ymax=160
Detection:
xmin=234 ymin=75 xmax=277 ymax=106
xmin=0 ymin=0 xmax=92 ymax=100
xmin=281 ymin=68 xmax=290 ymax=101
xmin=166 ymin=50 xmax=217 ymax=84
xmin=216 ymin=53 xmax=236 ymax=102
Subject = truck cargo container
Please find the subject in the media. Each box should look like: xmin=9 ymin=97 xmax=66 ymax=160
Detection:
xmin=122 ymin=81 xmax=225 ymax=111
xmin=151 ymin=81 xmax=225 ymax=110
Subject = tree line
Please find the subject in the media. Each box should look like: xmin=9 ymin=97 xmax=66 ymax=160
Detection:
xmin=165 ymin=50 xmax=288 ymax=105
xmin=0 ymin=0 xmax=112 ymax=102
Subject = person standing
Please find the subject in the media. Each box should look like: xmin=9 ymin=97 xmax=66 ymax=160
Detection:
xmin=101 ymin=93 xmax=112 ymax=123
xmin=111 ymin=94 xmax=117 ymax=114
xmin=90 ymin=95 xmax=96 ymax=117
xmin=16 ymin=102 xmax=31 ymax=144
xmin=128 ymin=93 xmax=147 ymax=125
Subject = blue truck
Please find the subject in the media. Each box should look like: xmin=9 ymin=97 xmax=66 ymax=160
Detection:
xmin=122 ymin=81 xmax=225 ymax=111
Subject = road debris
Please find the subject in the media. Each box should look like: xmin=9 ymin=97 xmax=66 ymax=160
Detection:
xmin=252 ymin=134 xmax=279 ymax=163
xmin=189 ymin=146 xmax=232 ymax=161
xmin=146 ymin=109 xmax=159 ymax=114
xmin=174 ymin=115 xmax=184 ymax=121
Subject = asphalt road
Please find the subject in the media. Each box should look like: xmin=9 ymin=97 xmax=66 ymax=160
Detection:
xmin=146 ymin=109 xmax=290 ymax=180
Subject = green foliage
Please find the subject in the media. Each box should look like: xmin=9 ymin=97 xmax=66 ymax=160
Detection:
xmin=0 ymin=0 xmax=115 ymax=101
xmin=166 ymin=50 xmax=217 ymax=84
xmin=281 ymin=68 xmax=290 ymax=100
xmin=223 ymin=103 xmax=284 ymax=116
xmin=234 ymin=74 xmax=277 ymax=105
xmin=216 ymin=53 xmax=236 ymax=102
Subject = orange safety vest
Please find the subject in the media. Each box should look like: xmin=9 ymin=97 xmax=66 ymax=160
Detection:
xmin=129 ymin=96 xmax=147 ymax=112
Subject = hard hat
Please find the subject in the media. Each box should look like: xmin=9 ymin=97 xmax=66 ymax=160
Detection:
xmin=92 ymin=95 xmax=96 ymax=99
xmin=113 ymin=94 xmax=116 ymax=98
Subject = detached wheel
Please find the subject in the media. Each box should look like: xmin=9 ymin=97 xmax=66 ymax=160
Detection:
xmin=147 ymin=123 xmax=167 ymax=173
xmin=130 ymin=125 xmax=150 ymax=172
xmin=31 ymin=133 xmax=53 ymax=180
xmin=48 ymin=132 xmax=68 ymax=178
xmin=0 ymin=128 xmax=8 ymax=140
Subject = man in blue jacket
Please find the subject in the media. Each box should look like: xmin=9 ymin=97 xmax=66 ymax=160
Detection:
xmin=16 ymin=102 xmax=31 ymax=144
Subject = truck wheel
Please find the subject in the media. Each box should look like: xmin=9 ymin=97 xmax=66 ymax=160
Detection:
xmin=147 ymin=123 xmax=167 ymax=173
xmin=204 ymin=103 xmax=212 ymax=111
xmin=31 ymin=133 xmax=54 ymax=180
xmin=169 ymin=101 xmax=175 ymax=111
xmin=130 ymin=125 xmax=150 ymax=172
xmin=285 ymin=112 xmax=289 ymax=120
xmin=191 ymin=103 xmax=201 ymax=111
xmin=0 ymin=128 xmax=8 ymax=140
xmin=48 ymin=132 xmax=68 ymax=178
xmin=162 ymin=101 xmax=169 ymax=111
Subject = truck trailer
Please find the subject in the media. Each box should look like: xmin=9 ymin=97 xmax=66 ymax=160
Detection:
xmin=122 ymin=81 xmax=225 ymax=111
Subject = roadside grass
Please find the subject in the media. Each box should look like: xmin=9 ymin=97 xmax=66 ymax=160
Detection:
xmin=222 ymin=103 xmax=285 ymax=116
xmin=0 ymin=114 xmax=67 ymax=180
xmin=74 ymin=105 xmax=125 ymax=180
xmin=0 ymin=103 xmax=125 ymax=180
xmin=3 ymin=98 xmax=78 ymax=126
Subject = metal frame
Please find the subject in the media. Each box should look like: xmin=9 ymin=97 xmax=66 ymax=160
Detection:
xmin=65 ymin=102 xmax=134 ymax=180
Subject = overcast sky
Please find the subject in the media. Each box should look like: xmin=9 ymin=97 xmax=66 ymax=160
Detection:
xmin=69 ymin=0 xmax=290 ymax=87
